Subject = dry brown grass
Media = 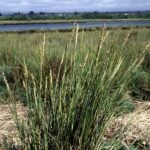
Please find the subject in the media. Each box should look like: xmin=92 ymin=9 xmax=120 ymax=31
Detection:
xmin=106 ymin=100 xmax=150 ymax=148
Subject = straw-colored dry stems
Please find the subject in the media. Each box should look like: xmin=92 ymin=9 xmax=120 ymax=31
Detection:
xmin=40 ymin=34 xmax=46 ymax=91
xmin=123 ymin=30 xmax=132 ymax=47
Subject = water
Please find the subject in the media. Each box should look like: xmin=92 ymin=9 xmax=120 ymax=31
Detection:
xmin=0 ymin=20 xmax=150 ymax=31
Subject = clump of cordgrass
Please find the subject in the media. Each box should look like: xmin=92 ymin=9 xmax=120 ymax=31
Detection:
xmin=2 ymin=28 xmax=147 ymax=149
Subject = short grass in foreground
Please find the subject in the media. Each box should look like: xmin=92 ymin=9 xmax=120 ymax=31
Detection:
xmin=0 ymin=28 xmax=149 ymax=149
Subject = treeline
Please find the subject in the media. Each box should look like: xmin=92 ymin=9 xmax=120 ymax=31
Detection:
xmin=0 ymin=11 xmax=150 ymax=20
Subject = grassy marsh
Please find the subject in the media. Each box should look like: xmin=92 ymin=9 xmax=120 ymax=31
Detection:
xmin=0 ymin=28 xmax=149 ymax=149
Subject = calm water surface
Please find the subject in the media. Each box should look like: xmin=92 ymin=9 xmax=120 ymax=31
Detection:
xmin=0 ymin=20 xmax=150 ymax=31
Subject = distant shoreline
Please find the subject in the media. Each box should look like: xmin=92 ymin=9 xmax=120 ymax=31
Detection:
xmin=0 ymin=18 xmax=150 ymax=25
xmin=0 ymin=26 xmax=149 ymax=34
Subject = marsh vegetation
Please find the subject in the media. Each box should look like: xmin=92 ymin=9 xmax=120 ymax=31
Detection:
xmin=0 ymin=27 xmax=149 ymax=149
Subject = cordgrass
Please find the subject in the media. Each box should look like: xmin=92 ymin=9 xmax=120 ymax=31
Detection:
xmin=0 ymin=27 xmax=149 ymax=149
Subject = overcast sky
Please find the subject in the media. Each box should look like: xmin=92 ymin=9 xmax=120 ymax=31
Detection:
xmin=0 ymin=0 xmax=150 ymax=13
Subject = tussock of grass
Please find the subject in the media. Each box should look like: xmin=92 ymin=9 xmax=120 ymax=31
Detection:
xmin=0 ymin=28 xmax=149 ymax=149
